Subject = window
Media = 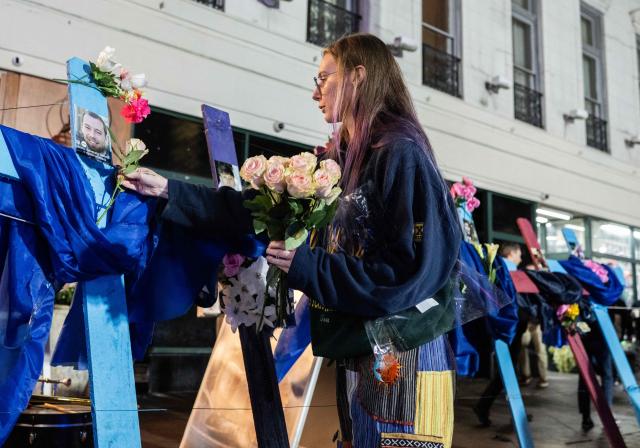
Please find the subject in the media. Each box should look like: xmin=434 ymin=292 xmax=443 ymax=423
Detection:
xmin=591 ymin=220 xmax=632 ymax=258
xmin=512 ymin=0 xmax=543 ymax=127
xmin=135 ymin=109 xmax=311 ymax=186
xmin=636 ymin=35 xmax=640 ymax=110
xmin=422 ymin=0 xmax=461 ymax=97
xmin=135 ymin=110 xmax=213 ymax=186
xmin=307 ymin=0 xmax=361 ymax=47
xmin=193 ymin=0 xmax=224 ymax=10
xmin=581 ymin=5 xmax=607 ymax=151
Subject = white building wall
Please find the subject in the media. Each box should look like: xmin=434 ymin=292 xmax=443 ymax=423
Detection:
xmin=2 ymin=0 xmax=640 ymax=225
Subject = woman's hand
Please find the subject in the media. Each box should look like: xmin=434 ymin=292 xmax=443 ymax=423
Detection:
xmin=266 ymin=241 xmax=297 ymax=274
xmin=120 ymin=167 xmax=169 ymax=198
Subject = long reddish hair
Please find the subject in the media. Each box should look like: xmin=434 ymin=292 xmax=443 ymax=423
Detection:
xmin=325 ymin=33 xmax=439 ymax=193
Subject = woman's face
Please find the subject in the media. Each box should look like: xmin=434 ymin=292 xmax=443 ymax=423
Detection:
xmin=312 ymin=53 xmax=340 ymax=123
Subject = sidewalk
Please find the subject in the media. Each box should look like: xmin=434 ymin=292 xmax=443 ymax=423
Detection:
xmin=454 ymin=371 xmax=640 ymax=447
xmin=138 ymin=370 xmax=640 ymax=447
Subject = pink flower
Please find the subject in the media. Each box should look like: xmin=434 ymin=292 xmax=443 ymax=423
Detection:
xmin=583 ymin=260 xmax=609 ymax=284
xmin=466 ymin=197 xmax=481 ymax=212
xmin=289 ymin=152 xmax=317 ymax=174
xmin=222 ymin=253 xmax=245 ymax=277
xmin=450 ymin=182 xmax=465 ymax=198
xmin=319 ymin=159 xmax=341 ymax=183
xmin=462 ymin=176 xmax=474 ymax=187
xmin=240 ymin=155 xmax=267 ymax=189
xmin=263 ymin=160 xmax=287 ymax=193
xmin=313 ymin=168 xmax=334 ymax=198
xmin=462 ymin=185 xmax=477 ymax=201
xmin=120 ymin=93 xmax=151 ymax=124
xmin=286 ymin=172 xmax=314 ymax=198
xmin=556 ymin=304 xmax=570 ymax=320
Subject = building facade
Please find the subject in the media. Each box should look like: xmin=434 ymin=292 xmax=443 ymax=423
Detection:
xmin=1 ymin=0 xmax=640 ymax=302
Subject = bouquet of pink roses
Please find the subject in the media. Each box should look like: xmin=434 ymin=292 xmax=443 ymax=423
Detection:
xmin=240 ymin=152 xmax=342 ymax=327
xmin=450 ymin=176 xmax=480 ymax=212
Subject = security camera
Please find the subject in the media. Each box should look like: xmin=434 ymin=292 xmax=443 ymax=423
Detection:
xmin=273 ymin=121 xmax=285 ymax=133
xmin=388 ymin=36 xmax=418 ymax=57
xmin=393 ymin=36 xmax=418 ymax=52
xmin=11 ymin=56 xmax=22 ymax=67
xmin=563 ymin=108 xmax=589 ymax=122
xmin=624 ymin=134 xmax=640 ymax=147
xmin=485 ymin=75 xmax=511 ymax=94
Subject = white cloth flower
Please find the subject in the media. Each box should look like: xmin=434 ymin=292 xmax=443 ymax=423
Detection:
xmin=120 ymin=73 xmax=147 ymax=91
xmin=220 ymin=256 xmax=274 ymax=331
xmin=96 ymin=46 xmax=118 ymax=72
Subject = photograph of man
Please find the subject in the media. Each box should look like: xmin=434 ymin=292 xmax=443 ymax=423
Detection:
xmin=75 ymin=107 xmax=111 ymax=163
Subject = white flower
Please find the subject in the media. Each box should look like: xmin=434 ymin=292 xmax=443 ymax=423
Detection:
xmin=96 ymin=46 xmax=118 ymax=72
xmin=120 ymin=73 xmax=147 ymax=91
xmin=237 ymin=257 xmax=268 ymax=296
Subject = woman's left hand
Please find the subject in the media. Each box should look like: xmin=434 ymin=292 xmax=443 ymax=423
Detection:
xmin=266 ymin=241 xmax=297 ymax=274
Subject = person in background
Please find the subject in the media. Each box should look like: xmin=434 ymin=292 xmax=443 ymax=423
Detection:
xmin=473 ymin=243 xmax=530 ymax=427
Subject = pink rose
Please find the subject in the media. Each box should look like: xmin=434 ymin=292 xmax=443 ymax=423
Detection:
xmin=264 ymin=160 xmax=287 ymax=193
xmin=450 ymin=182 xmax=465 ymax=198
xmin=286 ymin=172 xmax=314 ymax=198
xmin=240 ymin=155 xmax=267 ymax=189
xmin=313 ymin=169 xmax=334 ymax=198
xmin=466 ymin=196 xmax=481 ymax=212
xmin=319 ymin=159 xmax=341 ymax=183
xmin=289 ymin=152 xmax=317 ymax=174
xmin=222 ymin=253 xmax=245 ymax=277
xmin=462 ymin=176 xmax=474 ymax=187
xmin=462 ymin=185 xmax=477 ymax=201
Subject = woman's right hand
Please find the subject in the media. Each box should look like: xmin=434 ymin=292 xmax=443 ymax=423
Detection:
xmin=120 ymin=167 xmax=169 ymax=199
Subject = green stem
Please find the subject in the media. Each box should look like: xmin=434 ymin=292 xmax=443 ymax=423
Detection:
xmin=96 ymin=179 xmax=123 ymax=225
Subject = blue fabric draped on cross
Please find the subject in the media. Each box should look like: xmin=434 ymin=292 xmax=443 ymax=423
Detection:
xmin=0 ymin=125 xmax=264 ymax=443
xmin=449 ymin=242 xmax=519 ymax=377
xmin=559 ymin=255 xmax=624 ymax=306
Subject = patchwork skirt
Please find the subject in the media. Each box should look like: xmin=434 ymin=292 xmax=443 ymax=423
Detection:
xmin=337 ymin=335 xmax=455 ymax=448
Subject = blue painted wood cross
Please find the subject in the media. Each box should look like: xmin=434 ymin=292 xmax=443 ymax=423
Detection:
xmin=0 ymin=58 xmax=141 ymax=447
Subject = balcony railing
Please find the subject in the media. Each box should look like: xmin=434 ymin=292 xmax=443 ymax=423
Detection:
xmin=422 ymin=44 xmax=461 ymax=97
xmin=193 ymin=0 xmax=224 ymax=10
xmin=585 ymin=98 xmax=608 ymax=152
xmin=514 ymin=83 xmax=543 ymax=128
xmin=307 ymin=0 xmax=361 ymax=47
xmin=586 ymin=115 xmax=608 ymax=152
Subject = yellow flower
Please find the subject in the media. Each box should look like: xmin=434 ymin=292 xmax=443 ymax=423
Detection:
xmin=566 ymin=303 xmax=580 ymax=321
xmin=485 ymin=243 xmax=499 ymax=266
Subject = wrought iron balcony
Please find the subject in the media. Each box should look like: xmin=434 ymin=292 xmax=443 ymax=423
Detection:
xmin=586 ymin=115 xmax=608 ymax=152
xmin=514 ymin=83 xmax=543 ymax=128
xmin=193 ymin=0 xmax=224 ymax=10
xmin=307 ymin=0 xmax=361 ymax=47
xmin=422 ymin=44 xmax=461 ymax=98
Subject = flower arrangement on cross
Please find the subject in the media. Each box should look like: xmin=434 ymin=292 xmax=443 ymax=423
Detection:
xmin=57 ymin=46 xmax=152 ymax=223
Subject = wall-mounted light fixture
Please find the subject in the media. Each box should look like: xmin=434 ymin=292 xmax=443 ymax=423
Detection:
xmin=485 ymin=75 xmax=511 ymax=94
xmin=563 ymin=108 xmax=589 ymax=123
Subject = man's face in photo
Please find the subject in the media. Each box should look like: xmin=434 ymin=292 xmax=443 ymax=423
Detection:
xmin=81 ymin=113 xmax=107 ymax=153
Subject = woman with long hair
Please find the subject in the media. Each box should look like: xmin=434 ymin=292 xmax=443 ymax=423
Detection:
xmin=123 ymin=33 xmax=462 ymax=447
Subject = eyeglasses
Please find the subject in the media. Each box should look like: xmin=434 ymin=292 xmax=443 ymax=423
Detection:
xmin=313 ymin=71 xmax=337 ymax=92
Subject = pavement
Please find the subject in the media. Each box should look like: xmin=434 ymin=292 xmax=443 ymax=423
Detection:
xmin=138 ymin=370 xmax=640 ymax=447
